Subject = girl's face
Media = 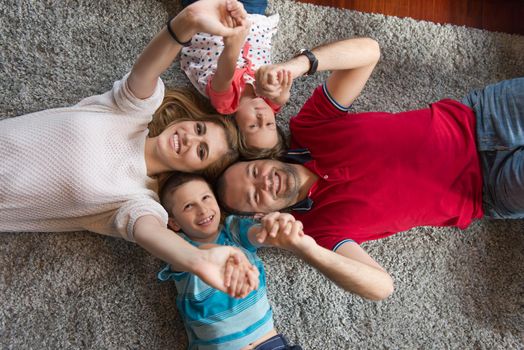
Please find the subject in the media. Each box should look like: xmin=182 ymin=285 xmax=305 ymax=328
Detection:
xmin=167 ymin=179 xmax=221 ymax=243
xmin=155 ymin=120 xmax=228 ymax=173
xmin=235 ymin=97 xmax=278 ymax=149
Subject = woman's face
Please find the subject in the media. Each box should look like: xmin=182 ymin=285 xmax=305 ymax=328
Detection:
xmin=155 ymin=120 xmax=229 ymax=173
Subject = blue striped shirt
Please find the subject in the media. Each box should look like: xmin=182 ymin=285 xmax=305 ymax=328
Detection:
xmin=158 ymin=216 xmax=274 ymax=350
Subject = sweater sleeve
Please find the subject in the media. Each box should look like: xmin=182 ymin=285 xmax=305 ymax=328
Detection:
xmin=75 ymin=73 xmax=165 ymax=118
xmin=114 ymin=198 xmax=169 ymax=242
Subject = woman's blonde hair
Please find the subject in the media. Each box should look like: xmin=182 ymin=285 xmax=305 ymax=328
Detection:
xmin=150 ymin=88 xmax=239 ymax=180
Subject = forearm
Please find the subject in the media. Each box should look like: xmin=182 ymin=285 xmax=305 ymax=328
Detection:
xmin=295 ymin=243 xmax=394 ymax=301
xmin=282 ymin=38 xmax=380 ymax=79
xmin=129 ymin=11 xmax=197 ymax=99
xmin=211 ymin=42 xmax=244 ymax=92
xmin=134 ymin=215 xmax=203 ymax=273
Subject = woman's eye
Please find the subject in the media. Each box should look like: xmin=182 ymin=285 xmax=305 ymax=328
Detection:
xmin=252 ymin=167 xmax=257 ymax=178
xmin=198 ymin=145 xmax=205 ymax=160
xmin=203 ymin=194 xmax=213 ymax=201
xmin=196 ymin=123 xmax=203 ymax=135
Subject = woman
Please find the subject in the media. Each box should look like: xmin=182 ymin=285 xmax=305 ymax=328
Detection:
xmin=0 ymin=0 xmax=257 ymax=297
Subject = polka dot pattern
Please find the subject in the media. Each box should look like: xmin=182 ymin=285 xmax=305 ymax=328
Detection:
xmin=180 ymin=13 xmax=279 ymax=97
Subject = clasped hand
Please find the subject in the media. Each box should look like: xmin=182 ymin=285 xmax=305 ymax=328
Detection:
xmin=255 ymin=65 xmax=293 ymax=105
xmin=254 ymin=212 xmax=312 ymax=253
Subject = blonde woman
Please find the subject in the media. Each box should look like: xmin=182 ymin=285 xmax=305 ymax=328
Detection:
xmin=0 ymin=0 xmax=258 ymax=297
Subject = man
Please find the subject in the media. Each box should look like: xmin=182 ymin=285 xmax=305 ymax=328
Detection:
xmin=216 ymin=37 xmax=524 ymax=300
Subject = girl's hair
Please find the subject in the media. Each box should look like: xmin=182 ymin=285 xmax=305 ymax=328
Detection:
xmin=237 ymin=124 xmax=289 ymax=160
xmin=150 ymin=88 xmax=240 ymax=179
xmin=159 ymin=172 xmax=209 ymax=216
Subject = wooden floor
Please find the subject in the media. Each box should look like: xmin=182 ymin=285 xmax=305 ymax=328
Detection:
xmin=296 ymin=0 xmax=524 ymax=35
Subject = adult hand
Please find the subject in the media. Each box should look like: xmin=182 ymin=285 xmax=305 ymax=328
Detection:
xmin=270 ymin=69 xmax=293 ymax=106
xmin=255 ymin=64 xmax=283 ymax=99
xmin=255 ymin=212 xmax=315 ymax=253
xmin=223 ymin=18 xmax=251 ymax=46
xmin=176 ymin=0 xmax=248 ymax=39
xmin=197 ymin=245 xmax=259 ymax=298
xmin=224 ymin=255 xmax=259 ymax=298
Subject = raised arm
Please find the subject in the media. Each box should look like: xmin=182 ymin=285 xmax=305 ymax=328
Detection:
xmin=128 ymin=0 xmax=248 ymax=99
xmin=257 ymin=37 xmax=380 ymax=108
xmin=134 ymin=215 xmax=257 ymax=298
xmin=210 ymin=21 xmax=251 ymax=92
xmin=252 ymin=212 xmax=394 ymax=301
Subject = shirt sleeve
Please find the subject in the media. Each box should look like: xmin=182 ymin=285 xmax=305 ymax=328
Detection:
xmin=292 ymin=83 xmax=349 ymax=123
xmin=157 ymin=264 xmax=187 ymax=281
xmin=206 ymin=68 xmax=247 ymax=115
xmin=114 ymin=198 xmax=169 ymax=242
xmin=75 ymin=72 xmax=165 ymax=118
xmin=224 ymin=216 xmax=259 ymax=252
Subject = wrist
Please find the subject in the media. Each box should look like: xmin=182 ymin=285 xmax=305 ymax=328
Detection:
xmin=170 ymin=10 xmax=197 ymax=43
xmin=292 ymin=236 xmax=318 ymax=258
xmin=187 ymin=248 xmax=208 ymax=275
xmin=284 ymin=56 xmax=310 ymax=79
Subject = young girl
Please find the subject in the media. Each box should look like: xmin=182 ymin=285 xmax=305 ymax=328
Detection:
xmin=0 ymin=0 xmax=257 ymax=297
xmin=158 ymin=172 xmax=305 ymax=349
xmin=180 ymin=7 xmax=292 ymax=159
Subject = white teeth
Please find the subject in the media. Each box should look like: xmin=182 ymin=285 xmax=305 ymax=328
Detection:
xmin=275 ymin=173 xmax=281 ymax=194
xmin=173 ymin=134 xmax=180 ymax=153
xmin=198 ymin=215 xmax=214 ymax=225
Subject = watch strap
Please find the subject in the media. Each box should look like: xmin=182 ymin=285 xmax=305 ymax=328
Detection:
xmin=297 ymin=49 xmax=318 ymax=76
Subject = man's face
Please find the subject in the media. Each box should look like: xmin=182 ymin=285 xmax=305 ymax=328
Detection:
xmin=221 ymin=159 xmax=301 ymax=213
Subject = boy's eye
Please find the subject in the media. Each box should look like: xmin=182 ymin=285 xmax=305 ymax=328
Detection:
xmin=184 ymin=203 xmax=193 ymax=211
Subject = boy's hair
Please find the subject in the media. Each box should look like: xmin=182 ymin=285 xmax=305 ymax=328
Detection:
xmin=150 ymin=88 xmax=240 ymax=179
xmin=160 ymin=172 xmax=210 ymax=217
xmin=237 ymin=124 xmax=289 ymax=160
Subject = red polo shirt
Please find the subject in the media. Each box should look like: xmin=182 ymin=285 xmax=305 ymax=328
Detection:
xmin=290 ymin=85 xmax=483 ymax=249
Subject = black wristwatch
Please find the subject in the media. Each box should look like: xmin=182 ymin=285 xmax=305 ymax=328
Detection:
xmin=296 ymin=49 xmax=318 ymax=76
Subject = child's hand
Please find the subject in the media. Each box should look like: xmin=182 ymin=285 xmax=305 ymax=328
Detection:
xmin=197 ymin=245 xmax=258 ymax=298
xmin=223 ymin=19 xmax=251 ymax=47
xmin=255 ymin=64 xmax=283 ymax=99
xmin=255 ymin=66 xmax=294 ymax=106
xmin=255 ymin=212 xmax=313 ymax=253
xmin=272 ymin=69 xmax=293 ymax=106
xmin=182 ymin=0 xmax=247 ymax=37
xmin=224 ymin=255 xmax=259 ymax=298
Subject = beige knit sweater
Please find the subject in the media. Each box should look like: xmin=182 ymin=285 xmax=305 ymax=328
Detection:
xmin=0 ymin=74 xmax=168 ymax=241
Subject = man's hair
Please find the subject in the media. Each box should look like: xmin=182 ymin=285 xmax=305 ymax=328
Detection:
xmin=237 ymin=124 xmax=289 ymax=160
xmin=159 ymin=172 xmax=210 ymax=217
xmin=214 ymin=166 xmax=259 ymax=218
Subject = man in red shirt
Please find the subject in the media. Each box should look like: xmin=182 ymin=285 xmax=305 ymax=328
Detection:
xmin=216 ymin=37 xmax=524 ymax=301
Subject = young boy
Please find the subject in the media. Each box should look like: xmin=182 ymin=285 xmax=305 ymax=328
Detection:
xmin=158 ymin=172 xmax=305 ymax=349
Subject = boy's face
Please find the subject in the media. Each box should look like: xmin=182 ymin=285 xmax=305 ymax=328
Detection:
xmin=235 ymin=97 xmax=278 ymax=149
xmin=167 ymin=179 xmax=221 ymax=243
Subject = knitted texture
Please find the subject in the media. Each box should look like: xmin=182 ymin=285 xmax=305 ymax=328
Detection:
xmin=0 ymin=74 xmax=168 ymax=241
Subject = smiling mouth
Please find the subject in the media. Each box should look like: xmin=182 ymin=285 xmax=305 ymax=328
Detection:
xmin=197 ymin=215 xmax=214 ymax=226
xmin=172 ymin=133 xmax=181 ymax=154
xmin=274 ymin=172 xmax=282 ymax=195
